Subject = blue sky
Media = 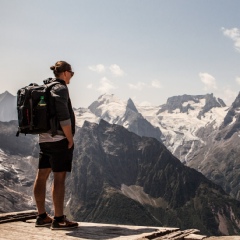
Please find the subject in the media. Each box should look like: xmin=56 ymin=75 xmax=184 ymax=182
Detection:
xmin=1 ymin=0 xmax=240 ymax=108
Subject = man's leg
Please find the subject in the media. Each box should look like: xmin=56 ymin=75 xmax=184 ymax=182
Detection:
xmin=34 ymin=168 xmax=51 ymax=214
xmin=52 ymin=171 xmax=66 ymax=217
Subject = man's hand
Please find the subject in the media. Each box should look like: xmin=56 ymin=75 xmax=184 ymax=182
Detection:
xmin=61 ymin=124 xmax=74 ymax=149
xmin=68 ymin=139 xmax=74 ymax=149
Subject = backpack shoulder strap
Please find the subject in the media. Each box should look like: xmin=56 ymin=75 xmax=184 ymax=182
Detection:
xmin=43 ymin=79 xmax=64 ymax=137
xmin=43 ymin=78 xmax=65 ymax=89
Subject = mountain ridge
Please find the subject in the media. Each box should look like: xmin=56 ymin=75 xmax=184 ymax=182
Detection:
xmin=157 ymin=93 xmax=226 ymax=116
xmin=1 ymin=118 xmax=240 ymax=235
xmin=66 ymin=119 xmax=240 ymax=235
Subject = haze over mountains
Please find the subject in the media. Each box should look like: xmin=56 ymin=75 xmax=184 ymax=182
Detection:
xmin=1 ymin=90 xmax=240 ymax=235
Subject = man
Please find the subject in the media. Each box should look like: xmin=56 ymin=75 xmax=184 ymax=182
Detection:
xmin=34 ymin=61 xmax=78 ymax=230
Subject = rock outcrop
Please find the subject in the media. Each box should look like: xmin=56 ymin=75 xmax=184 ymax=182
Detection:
xmin=66 ymin=120 xmax=240 ymax=236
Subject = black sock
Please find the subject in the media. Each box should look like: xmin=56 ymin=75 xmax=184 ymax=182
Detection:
xmin=54 ymin=215 xmax=64 ymax=222
xmin=38 ymin=212 xmax=47 ymax=219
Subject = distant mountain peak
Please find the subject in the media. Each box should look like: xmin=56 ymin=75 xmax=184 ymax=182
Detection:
xmin=1 ymin=90 xmax=12 ymax=95
xmin=0 ymin=91 xmax=15 ymax=102
xmin=97 ymin=93 xmax=121 ymax=103
xmin=0 ymin=91 xmax=17 ymax=122
xmin=217 ymin=92 xmax=240 ymax=140
xmin=221 ymin=92 xmax=240 ymax=128
xmin=231 ymin=92 xmax=240 ymax=109
xmin=158 ymin=93 xmax=226 ymax=118
xmin=126 ymin=98 xmax=138 ymax=113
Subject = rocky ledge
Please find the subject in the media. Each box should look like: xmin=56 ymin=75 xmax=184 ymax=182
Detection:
xmin=1 ymin=211 xmax=239 ymax=240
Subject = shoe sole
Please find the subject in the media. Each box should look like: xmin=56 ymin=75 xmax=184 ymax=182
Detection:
xmin=35 ymin=223 xmax=52 ymax=227
xmin=51 ymin=225 xmax=78 ymax=230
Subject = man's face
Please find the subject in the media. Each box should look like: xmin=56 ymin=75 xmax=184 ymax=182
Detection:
xmin=65 ymin=70 xmax=74 ymax=84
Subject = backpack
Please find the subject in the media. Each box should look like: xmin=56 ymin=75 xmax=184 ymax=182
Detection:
xmin=16 ymin=78 xmax=59 ymax=136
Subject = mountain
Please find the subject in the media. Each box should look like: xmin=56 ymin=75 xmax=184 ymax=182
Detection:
xmin=137 ymin=93 xmax=240 ymax=200
xmin=217 ymin=92 xmax=240 ymax=140
xmin=0 ymin=91 xmax=17 ymax=122
xmin=137 ymin=93 xmax=228 ymax=163
xmin=1 ymin=118 xmax=240 ymax=235
xmin=0 ymin=121 xmax=39 ymax=213
xmin=158 ymin=93 xmax=226 ymax=117
xmin=66 ymin=119 xmax=240 ymax=236
xmin=0 ymin=91 xmax=226 ymax=159
xmin=187 ymin=93 xmax=240 ymax=200
xmin=3 ymin=90 xmax=240 ymax=209
xmin=74 ymin=107 xmax=99 ymax=127
xmin=80 ymin=92 xmax=240 ymax=204
xmin=2 ymin=91 xmax=235 ymax=197
xmin=87 ymin=94 xmax=162 ymax=142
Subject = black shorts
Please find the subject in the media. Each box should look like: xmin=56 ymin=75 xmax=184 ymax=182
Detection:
xmin=39 ymin=138 xmax=74 ymax=172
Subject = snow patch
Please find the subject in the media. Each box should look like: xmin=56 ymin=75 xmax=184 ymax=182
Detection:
xmin=75 ymin=108 xmax=99 ymax=127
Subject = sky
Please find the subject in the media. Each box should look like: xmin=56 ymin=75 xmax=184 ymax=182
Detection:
xmin=0 ymin=0 xmax=240 ymax=108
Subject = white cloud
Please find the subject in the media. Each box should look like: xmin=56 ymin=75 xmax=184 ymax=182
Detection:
xmin=97 ymin=77 xmax=116 ymax=93
xmin=236 ymin=77 xmax=240 ymax=85
xmin=222 ymin=27 xmax=240 ymax=52
xmin=199 ymin=72 xmax=217 ymax=91
xmin=138 ymin=101 xmax=153 ymax=106
xmin=151 ymin=79 xmax=162 ymax=88
xmin=88 ymin=64 xmax=105 ymax=73
xmin=87 ymin=84 xmax=93 ymax=89
xmin=88 ymin=63 xmax=125 ymax=77
xmin=109 ymin=64 xmax=124 ymax=76
xmin=128 ymin=80 xmax=162 ymax=91
xmin=128 ymin=82 xmax=146 ymax=90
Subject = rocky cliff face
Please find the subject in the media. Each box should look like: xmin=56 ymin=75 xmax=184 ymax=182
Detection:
xmin=217 ymin=92 xmax=240 ymax=140
xmin=66 ymin=120 xmax=240 ymax=236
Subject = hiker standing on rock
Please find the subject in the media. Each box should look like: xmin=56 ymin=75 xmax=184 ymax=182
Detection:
xmin=33 ymin=61 xmax=78 ymax=230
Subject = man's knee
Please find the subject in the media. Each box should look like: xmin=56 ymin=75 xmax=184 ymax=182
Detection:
xmin=36 ymin=168 xmax=51 ymax=181
xmin=53 ymin=172 xmax=66 ymax=184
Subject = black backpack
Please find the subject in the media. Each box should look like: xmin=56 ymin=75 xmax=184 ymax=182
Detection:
xmin=16 ymin=78 xmax=59 ymax=136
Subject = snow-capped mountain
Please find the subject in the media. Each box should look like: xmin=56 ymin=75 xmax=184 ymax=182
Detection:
xmin=2 ymin=90 xmax=240 ymax=200
xmin=3 ymin=91 xmax=240 ymax=234
xmin=0 ymin=91 xmax=17 ymax=122
xmin=187 ymin=92 xmax=240 ymax=200
xmin=75 ymin=94 xmax=162 ymax=142
xmin=0 ymin=90 xmax=229 ymax=166
xmin=137 ymin=93 xmax=229 ymax=163
xmin=74 ymin=93 xmax=228 ymax=164
xmin=74 ymin=107 xmax=99 ymax=127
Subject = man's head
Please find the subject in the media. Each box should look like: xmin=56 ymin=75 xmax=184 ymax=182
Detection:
xmin=50 ymin=61 xmax=74 ymax=84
